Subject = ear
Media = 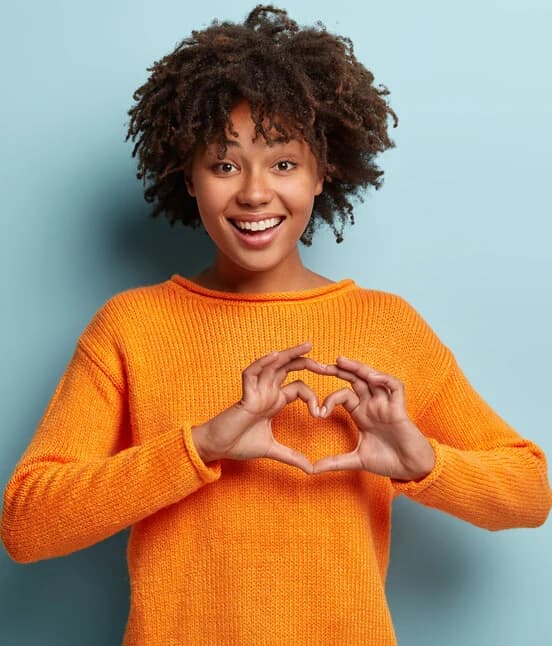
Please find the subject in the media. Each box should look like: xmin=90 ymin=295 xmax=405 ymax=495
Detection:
xmin=184 ymin=174 xmax=196 ymax=197
xmin=314 ymin=175 xmax=324 ymax=196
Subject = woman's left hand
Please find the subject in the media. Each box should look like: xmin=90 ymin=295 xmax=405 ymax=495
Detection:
xmin=312 ymin=356 xmax=436 ymax=480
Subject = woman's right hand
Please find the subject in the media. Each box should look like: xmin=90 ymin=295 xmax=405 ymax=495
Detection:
xmin=191 ymin=341 xmax=325 ymax=474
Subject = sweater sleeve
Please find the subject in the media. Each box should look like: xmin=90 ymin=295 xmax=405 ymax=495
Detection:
xmin=1 ymin=313 xmax=221 ymax=564
xmin=390 ymin=350 xmax=552 ymax=530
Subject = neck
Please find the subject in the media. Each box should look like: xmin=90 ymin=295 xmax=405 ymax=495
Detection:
xmin=193 ymin=250 xmax=330 ymax=294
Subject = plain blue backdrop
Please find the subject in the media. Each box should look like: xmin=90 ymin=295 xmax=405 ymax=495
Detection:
xmin=1 ymin=1 xmax=551 ymax=644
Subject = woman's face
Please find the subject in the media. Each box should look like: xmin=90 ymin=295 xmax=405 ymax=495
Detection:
xmin=185 ymin=99 xmax=324 ymax=277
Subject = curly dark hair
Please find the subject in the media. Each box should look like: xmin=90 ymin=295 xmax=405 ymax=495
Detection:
xmin=125 ymin=4 xmax=398 ymax=245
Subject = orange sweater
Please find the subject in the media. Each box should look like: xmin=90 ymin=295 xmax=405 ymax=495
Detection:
xmin=2 ymin=275 xmax=551 ymax=645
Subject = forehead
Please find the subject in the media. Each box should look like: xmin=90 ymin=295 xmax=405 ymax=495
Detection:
xmin=200 ymin=129 xmax=308 ymax=160
xmin=213 ymin=100 xmax=304 ymax=148
xmin=225 ymin=99 xmax=298 ymax=134
xmin=210 ymin=134 xmax=304 ymax=151
xmin=193 ymin=99 xmax=317 ymax=162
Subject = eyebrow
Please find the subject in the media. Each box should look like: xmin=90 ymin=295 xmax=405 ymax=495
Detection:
xmin=220 ymin=136 xmax=295 ymax=148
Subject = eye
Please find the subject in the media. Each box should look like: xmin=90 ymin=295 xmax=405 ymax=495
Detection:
xmin=274 ymin=160 xmax=297 ymax=172
xmin=212 ymin=162 xmax=237 ymax=174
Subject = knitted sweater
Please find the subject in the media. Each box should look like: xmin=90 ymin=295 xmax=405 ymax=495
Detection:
xmin=2 ymin=275 xmax=551 ymax=646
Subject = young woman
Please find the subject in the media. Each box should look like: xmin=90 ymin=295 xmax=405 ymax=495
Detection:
xmin=2 ymin=5 xmax=550 ymax=645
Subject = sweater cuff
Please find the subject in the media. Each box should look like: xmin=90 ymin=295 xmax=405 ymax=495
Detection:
xmin=181 ymin=425 xmax=222 ymax=483
xmin=390 ymin=437 xmax=444 ymax=496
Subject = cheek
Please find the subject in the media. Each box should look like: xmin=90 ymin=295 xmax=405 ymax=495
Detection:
xmin=194 ymin=178 xmax=229 ymax=217
xmin=285 ymin=178 xmax=318 ymax=212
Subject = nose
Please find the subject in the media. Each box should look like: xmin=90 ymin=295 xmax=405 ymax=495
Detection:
xmin=236 ymin=169 xmax=273 ymax=207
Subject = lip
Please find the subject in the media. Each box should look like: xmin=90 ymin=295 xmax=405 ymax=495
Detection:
xmin=226 ymin=214 xmax=286 ymax=223
xmin=227 ymin=217 xmax=285 ymax=249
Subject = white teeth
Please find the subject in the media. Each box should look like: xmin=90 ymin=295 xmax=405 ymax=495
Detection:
xmin=232 ymin=217 xmax=283 ymax=231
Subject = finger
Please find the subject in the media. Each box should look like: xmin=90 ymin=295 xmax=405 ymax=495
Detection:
xmin=241 ymin=353 xmax=280 ymax=396
xmin=336 ymin=357 xmax=383 ymax=393
xmin=244 ymin=341 xmax=312 ymax=379
xmin=312 ymin=451 xmax=363 ymax=473
xmin=254 ymin=342 xmax=313 ymax=388
xmin=264 ymin=439 xmax=313 ymax=474
xmin=321 ymin=364 xmax=359 ymax=382
xmin=244 ymin=349 xmax=281 ymax=378
xmin=242 ymin=341 xmax=312 ymax=388
xmin=258 ymin=343 xmax=321 ymax=391
xmin=269 ymin=341 xmax=313 ymax=370
xmin=273 ymin=356 xmax=329 ymax=385
xmin=325 ymin=361 xmax=392 ymax=399
xmin=281 ymin=380 xmax=321 ymax=417
xmin=368 ymin=372 xmax=405 ymax=400
xmin=336 ymin=357 xmax=390 ymax=385
xmin=336 ymin=361 xmax=404 ymax=400
xmin=322 ymin=363 xmax=373 ymax=399
xmin=318 ymin=387 xmax=360 ymax=417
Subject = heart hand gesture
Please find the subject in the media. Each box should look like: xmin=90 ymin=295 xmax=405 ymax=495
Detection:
xmin=312 ymin=356 xmax=436 ymax=481
xmin=192 ymin=347 xmax=436 ymax=481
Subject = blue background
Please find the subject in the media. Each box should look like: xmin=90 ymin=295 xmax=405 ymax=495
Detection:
xmin=1 ymin=1 xmax=551 ymax=644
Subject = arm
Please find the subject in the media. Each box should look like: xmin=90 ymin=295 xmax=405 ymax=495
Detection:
xmin=391 ymin=352 xmax=552 ymax=530
xmin=0 ymin=342 xmax=221 ymax=564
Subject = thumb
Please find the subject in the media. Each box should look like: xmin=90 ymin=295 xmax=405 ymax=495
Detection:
xmin=265 ymin=439 xmax=313 ymax=474
xmin=312 ymin=450 xmax=363 ymax=474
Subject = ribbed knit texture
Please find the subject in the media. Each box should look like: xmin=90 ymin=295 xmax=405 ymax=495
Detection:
xmin=2 ymin=275 xmax=551 ymax=645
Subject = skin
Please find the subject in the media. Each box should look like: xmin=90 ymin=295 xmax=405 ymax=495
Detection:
xmin=187 ymin=99 xmax=435 ymax=480
xmin=192 ymin=342 xmax=325 ymax=475
xmin=312 ymin=357 xmax=436 ymax=479
xmin=185 ymin=98 xmax=331 ymax=294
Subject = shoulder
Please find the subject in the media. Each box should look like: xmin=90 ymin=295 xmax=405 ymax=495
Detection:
xmin=351 ymin=286 xmax=456 ymax=416
xmin=77 ymin=278 xmax=175 ymax=353
xmin=102 ymin=278 xmax=174 ymax=314
xmin=352 ymin=284 xmax=454 ymax=367
xmin=352 ymin=285 xmax=434 ymax=329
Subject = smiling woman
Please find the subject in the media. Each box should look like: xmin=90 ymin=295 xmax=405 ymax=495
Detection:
xmin=1 ymin=4 xmax=550 ymax=646
xmin=125 ymin=4 xmax=398 ymax=249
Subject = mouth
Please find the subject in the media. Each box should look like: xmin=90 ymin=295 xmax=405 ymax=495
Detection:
xmin=227 ymin=216 xmax=285 ymax=233
xmin=226 ymin=216 xmax=286 ymax=248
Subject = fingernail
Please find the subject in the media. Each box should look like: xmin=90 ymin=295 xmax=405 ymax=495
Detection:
xmin=315 ymin=405 xmax=320 ymax=416
xmin=320 ymin=406 xmax=327 ymax=417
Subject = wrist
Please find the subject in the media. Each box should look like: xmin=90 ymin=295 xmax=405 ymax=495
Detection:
xmin=399 ymin=436 xmax=436 ymax=482
xmin=191 ymin=423 xmax=217 ymax=463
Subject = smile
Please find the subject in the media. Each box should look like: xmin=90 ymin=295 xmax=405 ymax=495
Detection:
xmin=226 ymin=217 xmax=285 ymax=248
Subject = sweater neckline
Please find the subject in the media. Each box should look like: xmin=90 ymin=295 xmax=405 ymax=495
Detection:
xmin=169 ymin=274 xmax=357 ymax=303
